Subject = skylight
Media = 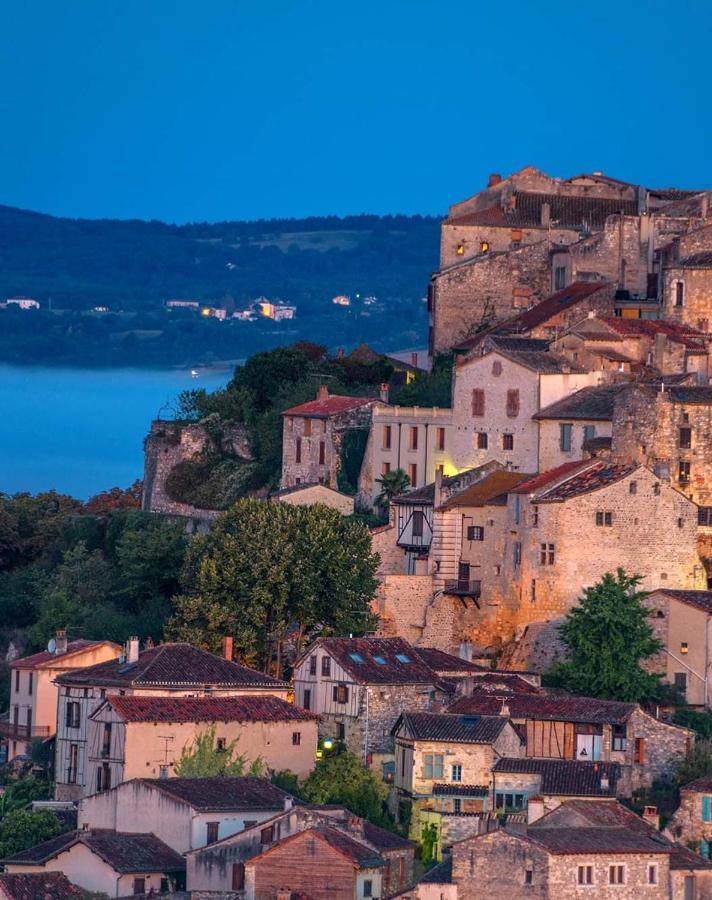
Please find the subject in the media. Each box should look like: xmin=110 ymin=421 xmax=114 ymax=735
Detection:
xmin=349 ymin=652 xmax=365 ymax=663
xmin=374 ymin=656 xmax=386 ymax=665
xmin=395 ymin=653 xmax=411 ymax=663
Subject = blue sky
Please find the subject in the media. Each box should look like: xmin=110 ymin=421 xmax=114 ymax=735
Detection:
xmin=0 ymin=0 xmax=709 ymax=222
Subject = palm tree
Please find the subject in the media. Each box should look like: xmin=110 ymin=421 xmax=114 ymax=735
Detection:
xmin=375 ymin=468 xmax=411 ymax=514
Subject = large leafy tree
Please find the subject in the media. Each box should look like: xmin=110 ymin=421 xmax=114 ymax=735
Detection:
xmin=300 ymin=751 xmax=390 ymax=826
xmin=0 ymin=809 xmax=64 ymax=857
xmin=174 ymin=727 xmax=264 ymax=778
xmin=550 ymin=569 xmax=662 ymax=702
xmin=167 ymin=499 xmax=379 ymax=674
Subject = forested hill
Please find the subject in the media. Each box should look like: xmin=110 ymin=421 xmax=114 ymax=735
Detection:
xmin=0 ymin=205 xmax=440 ymax=310
xmin=0 ymin=206 xmax=440 ymax=364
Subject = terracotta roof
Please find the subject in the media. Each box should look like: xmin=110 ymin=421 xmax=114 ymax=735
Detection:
xmin=56 ymin=642 xmax=287 ymax=689
xmin=493 ymin=759 xmax=620 ymax=796
xmin=531 ymin=461 xmax=639 ymax=502
xmin=495 ymin=349 xmax=587 ymax=375
xmin=395 ymin=712 xmax=511 ymax=744
xmin=362 ymin=821 xmax=416 ymax=851
xmin=669 ymin=843 xmax=712 ymax=870
xmin=498 ymin=282 xmax=612 ymax=334
xmin=137 ymin=776 xmax=294 ymax=810
xmin=437 ymin=471 xmax=532 ymax=509
xmin=10 ymin=640 xmax=115 ymax=670
xmin=3 ymin=830 xmax=185 ymax=873
xmin=448 ymin=691 xmax=636 ymax=725
xmin=512 ymin=460 xmax=592 ymax=495
xmin=412 ymin=647 xmax=486 ymax=674
xmin=664 ymin=386 xmax=712 ymax=405
xmin=248 ymin=827 xmax=384 ymax=869
xmin=594 ymin=316 xmax=709 ymax=349
xmin=432 ymin=783 xmax=489 ymax=797
xmin=526 ymin=826 xmax=671 ymax=855
xmin=307 ymin=636 xmax=441 ymax=686
xmin=0 ymin=873 xmax=83 ymax=899
xmin=100 ymin=694 xmax=316 ymax=724
xmin=533 ymin=385 xmax=621 ymax=421
xmin=651 ymin=590 xmax=712 ymax=615
xmin=448 ymin=193 xmax=638 ymax=229
xmin=273 ymin=482 xmax=353 ymax=499
xmin=282 ymin=395 xmax=374 ymax=418
xmin=420 ymin=856 xmax=453 ymax=883
xmin=681 ymin=776 xmax=712 ymax=793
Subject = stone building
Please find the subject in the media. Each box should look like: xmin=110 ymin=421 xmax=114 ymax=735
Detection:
xmin=669 ymin=777 xmax=712 ymax=857
xmin=54 ymin=639 xmax=289 ymax=801
xmin=280 ymin=385 xmax=376 ymax=490
xmin=491 ymin=758 xmax=621 ymax=813
xmin=644 ymin=589 xmax=712 ymax=707
xmin=611 ymin=383 xmax=712 ymax=506
xmin=660 ymin=222 xmax=712 ymax=333
xmin=186 ymin=803 xmax=415 ymax=897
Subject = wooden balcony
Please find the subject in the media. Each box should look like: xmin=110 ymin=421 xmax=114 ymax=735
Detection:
xmin=443 ymin=580 xmax=482 ymax=607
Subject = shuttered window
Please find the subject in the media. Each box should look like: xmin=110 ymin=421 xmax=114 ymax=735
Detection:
xmin=471 ymin=389 xmax=485 ymax=417
xmin=506 ymin=389 xmax=520 ymax=418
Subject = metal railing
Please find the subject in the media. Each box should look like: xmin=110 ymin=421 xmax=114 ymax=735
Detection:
xmin=444 ymin=579 xmax=482 ymax=598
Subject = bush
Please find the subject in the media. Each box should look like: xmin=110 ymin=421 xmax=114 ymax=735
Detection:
xmin=672 ymin=709 xmax=712 ymax=739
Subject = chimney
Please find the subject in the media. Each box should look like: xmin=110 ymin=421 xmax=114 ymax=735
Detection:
xmin=317 ymin=384 xmax=329 ymax=401
xmin=540 ymin=202 xmax=551 ymax=227
xmin=55 ymin=629 xmax=68 ymax=656
xmin=336 ymin=347 xmax=345 ymax=359
xmin=600 ymin=774 xmax=610 ymax=792
xmin=222 ymin=636 xmax=234 ymax=661
xmin=527 ymin=796 xmax=545 ymax=824
xmin=434 ymin=467 xmax=443 ymax=508
xmin=488 ymin=173 xmax=502 ymax=187
xmin=499 ymin=700 xmax=510 ymax=718
xmin=379 ymin=383 xmax=389 ymax=403
xmin=145 ymin=635 xmax=154 ymax=649
xmin=127 ymin=636 xmax=140 ymax=664
xmin=411 ymin=351 xmax=418 ymax=368
xmin=642 ymin=805 xmax=660 ymax=830
xmin=701 ymin=192 xmax=710 ymax=220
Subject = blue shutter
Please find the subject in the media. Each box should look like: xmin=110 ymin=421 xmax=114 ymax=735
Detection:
xmin=703 ymin=796 xmax=712 ymax=823
xmin=701 ymin=839 xmax=710 ymax=859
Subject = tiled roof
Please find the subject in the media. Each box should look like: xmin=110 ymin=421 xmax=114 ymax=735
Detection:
xmin=512 ymin=460 xmax=592 ymax=495
xmin=583 ymin=435 xmax=612 ymax=452
xmin=437 ymin=471 xmax=532 ymax=510
xmin=396 ymin=712 xmax=510 ymax=744
xmin=420 ymin=855 xmax=453 ymax=883
xmin=468 ymin=672 xmax=541 ymax=694
xmin=594 ymin=347 xmax=634 ymax=363
xmin=102 ymin=694 xmax=316 ymax=724
xmin=10 ymin=640 xmax=112 ymax=670
xmin=533 ymin=385 xmax=621 ymax=421
xmin=498 ymin=282 xmax=612 ymax=334
xmin=432 ymin=783 xmax=489 ymax=797
xmin=310 ymin=636 xmax=441 ymax=685
xmin=527 ymin=826 xmax=671 ymax=855
xmin=594 ymin=316 xmax=709 ymax=349
xmin=531 ymin=461 xmax=639 ymax=503
xmin=391 ymin=467 xmax=487 ymax=507
xmin=250 ymin=827 xmax=383 ymax=869
xmin=493 ymin=759 xmax=620 ymax=796
xmin=56 ymin=643 xmax=287 ymax=689
xmin=3 ymin=830 xmax=185 ymax=873
xmin=677 ymin=251 xmax=712 ymax=268
xmin=137 ymin=776 xmax=293 ymax=810
xmin=448 ymin=691 xmax=636 ymax=725
xmin=282 ymin=395 xmax=374 ymax=418
xmin=448 ymin=193 xmax=638 ymax=229
xmin=0 ymin=873 xmax=83 ymax=899
xmin=497 ymin=349 xmax=587 ymax=375
xmin=669 ymin=844 xmax=712 ymax=870
xmin=412 ymin=647 xmax=486 ymax=674
xmin=652 ymin=590 xmax=712 ymax=615
xmin=362 ymin=821 xmax=416 ymax=851
xmin=664 ymin=386 xmax=712 ymax=405
xmin=681 ymin=776 xmax=712 ymax=792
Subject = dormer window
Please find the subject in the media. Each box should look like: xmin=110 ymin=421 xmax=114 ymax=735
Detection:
xmin=395 ymin=654 xmax=411 ymax=663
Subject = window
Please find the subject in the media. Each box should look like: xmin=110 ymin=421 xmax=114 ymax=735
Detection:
xmin=654 ymin=482 xmax=661 ymax=496
xmin=583 ymin=424 xmax=596 ymax=443
xmin=634 ymin=737 xmax=646 ymax=764
xmin=492 ymin=360 xmax=502 ymax=376
xmin=675 ymin=672 xmax=688 ymax=694
xmin=540 ymin=543 xmax=555 ymax=565
xmin=554 ymin=266 xmax=567 ymax=290
xmin=28 ymin=672 xmax=33 ymax=696
xmin=14 ymin=671 xmax=19 ymax=693
xmin=363 ymin=880 xmax=373 ymax=898
xmin=684 ymin=876 xmax=696 ymax=900
xmin=577 ymin=865 xmax=594 ymax=886
xmin=374 ymin=655 xmax=386 ymax=665
xmin=681 ymin=642 xmax=689 ymax=654
xmin=676 ymin=281 xmax=685 ymax=307
xmin=408 ymin=463 xmax=418 ymax=485
xmin=532 ymin=506 xmax=539 ymax=527
xmin=502 ymin=433 xmax=514 ymax=451
xmin=451 ymin=763 xmax=462 ymax=782
xmin=206 ymin=822 xmax=219 ymax=845
xmin=133 ymin=878 xmax=146 ymax=896
xmin=412 ymin=510 xmax=424 ymax=538
xmin=477 ymin=432 xmax=488 ymax=450
xmin=395 ymin=653 xmax=411 ymax=663
xmin=453 ymin=798 xmax=462 ymax=813
xmin=495 ymin=793 xmax=525 ymax=809
xmin=101 ymin=723 xmax=112 ymax=758
xmin=471 ymin=389 xmax=485 ymax=417
xmin=480 ymin=241 xmax=490 ymax=253
xmin=333 ymin=684 xmax=349 ymax=704
xmin=514 ymin=494 xmax=521 ymax=525
xmin=436 ymin=427 xmax=446 ymax=451
xmin=349 ymin=652 xmax=364 ymax=663
xmin=609 ymin=865 xmax=625 ymax=885
xmin=303 ymin=689 xmax=311 ymax=710
xmin=292 ymin=731 xmax=301 ymax=745
xmin=700 ymin=508 xmax=712 ymax=526
xmin=679 ymin=461 xmax=691 ymax=483
xmin=467 ymin=525 xmax=484 ymax=541
xmin=409 ymin=426 xmax=419 ymax=450
xmin=612 ymin=724 xmax=627 ymax=752
xmin=67 ymin=743 xmax=78 ymax=784
xmin=423 ymin=753 xmax=444 ymax=779
xmin=321 ymin=656 xmax=331 ymax=676
xmin=337 ymin=722 xmax=345 ymax=740
xmin=513 ymin=541 xmax=522 ymax=568
xmin=260 ymin=825 xmax=274 ymax=844
xmin=595 ymin=511 xmax=613 ymax=527
xmin=304 ymin=417 xmax=312 ymax=437
xmin=295 ymin=437 xmax=302 ymax=464
xmin=559 ymin=423 xmax=573 ymax=452
xmin=319 ymin=441 xmax=325 ymax=465
xmin=531 ymin=579 xmax=536 ymax=604
xmin=96 ymin=763 xmax=111 ymax=793
xmin=309 ymin=655 xmax=317 ymax=676
xmin=525 ymin=869 xmax=533 ymax=885
xmin=383 ymin=424 xmax=392 ymax=450
xmin=381 ymin=461 xmax=391 ymax=476
xmin=629 ymin=481 xmax=637 ymax=495
xmin=65 ymin=701 xmax=80 ymax=729
xmin=506 ymin=389 xmax=520 ymax=418
xmin=232 ymin=862 xmax=246 ymax=890
xmin=703 ymin=796 xmax=712 ymax=823
xmin=680 ymin=427 xmax=692 ymax=449
xmin=456 ymin=242 xmax=465 ymax=256
xmin=648 ymin=864 xmax=658 ymax=885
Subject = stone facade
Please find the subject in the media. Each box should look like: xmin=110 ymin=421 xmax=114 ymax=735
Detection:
xmin=669 ymin=785 xmax=712 ymax=852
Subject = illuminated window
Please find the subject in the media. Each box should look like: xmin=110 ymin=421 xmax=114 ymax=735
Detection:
xmin=456 ymin=243 xmax=465 ymax=256
xmin=480 ymin=241 xmax=490 ymax=253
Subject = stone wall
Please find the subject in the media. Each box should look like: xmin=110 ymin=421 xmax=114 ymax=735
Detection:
xmin=662 ymin=264 xmax=712 ymax=334
xmin=452 ymin=830 xmax=550 ymax=899
xmin=373 ymin=575 xmax=435 ymax=644
xmin=669 ymin=788 xmax=712 ymax=848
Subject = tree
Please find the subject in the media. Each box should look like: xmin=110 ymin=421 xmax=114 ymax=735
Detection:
xmin=300 ymin=751 xmax=390 ymax=825
xmin=0 ymin=809 xmax=64 ymax=857
xmin=167 ymin=499 xmax=378 ymax=673
xmin=549 ymin=569 xmax=662 ymax=702
xmin=675 ymin=738 xmax=712 ymax=786
xmin=84 ymin=481 xmax=142 ymax=514
xmin=374 ymin=469 xmax=410 ymax=512
xmin=173 ymin=727 xmax=264 ymax=778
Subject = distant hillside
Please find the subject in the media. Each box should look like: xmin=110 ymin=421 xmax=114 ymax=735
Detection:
xmin=0 ymin=206 xmax=439 ymax=365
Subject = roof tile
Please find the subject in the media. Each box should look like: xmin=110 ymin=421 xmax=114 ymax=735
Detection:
xmin=100 ymin=694 xmax=316 ymax=724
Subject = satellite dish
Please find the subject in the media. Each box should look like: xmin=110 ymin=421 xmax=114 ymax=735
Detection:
xmin=47 ymin=638 xmax=56 ymax=654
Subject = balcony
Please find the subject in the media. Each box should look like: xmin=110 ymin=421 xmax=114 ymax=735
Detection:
xmin=0 ymin=720 xmax=52 ymax=741
xmin=444 ymin=580 xmax=482 ymax=607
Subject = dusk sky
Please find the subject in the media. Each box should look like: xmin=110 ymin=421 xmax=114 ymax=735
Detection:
xmin=1 ymin=0 xmax=710 ymax=223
